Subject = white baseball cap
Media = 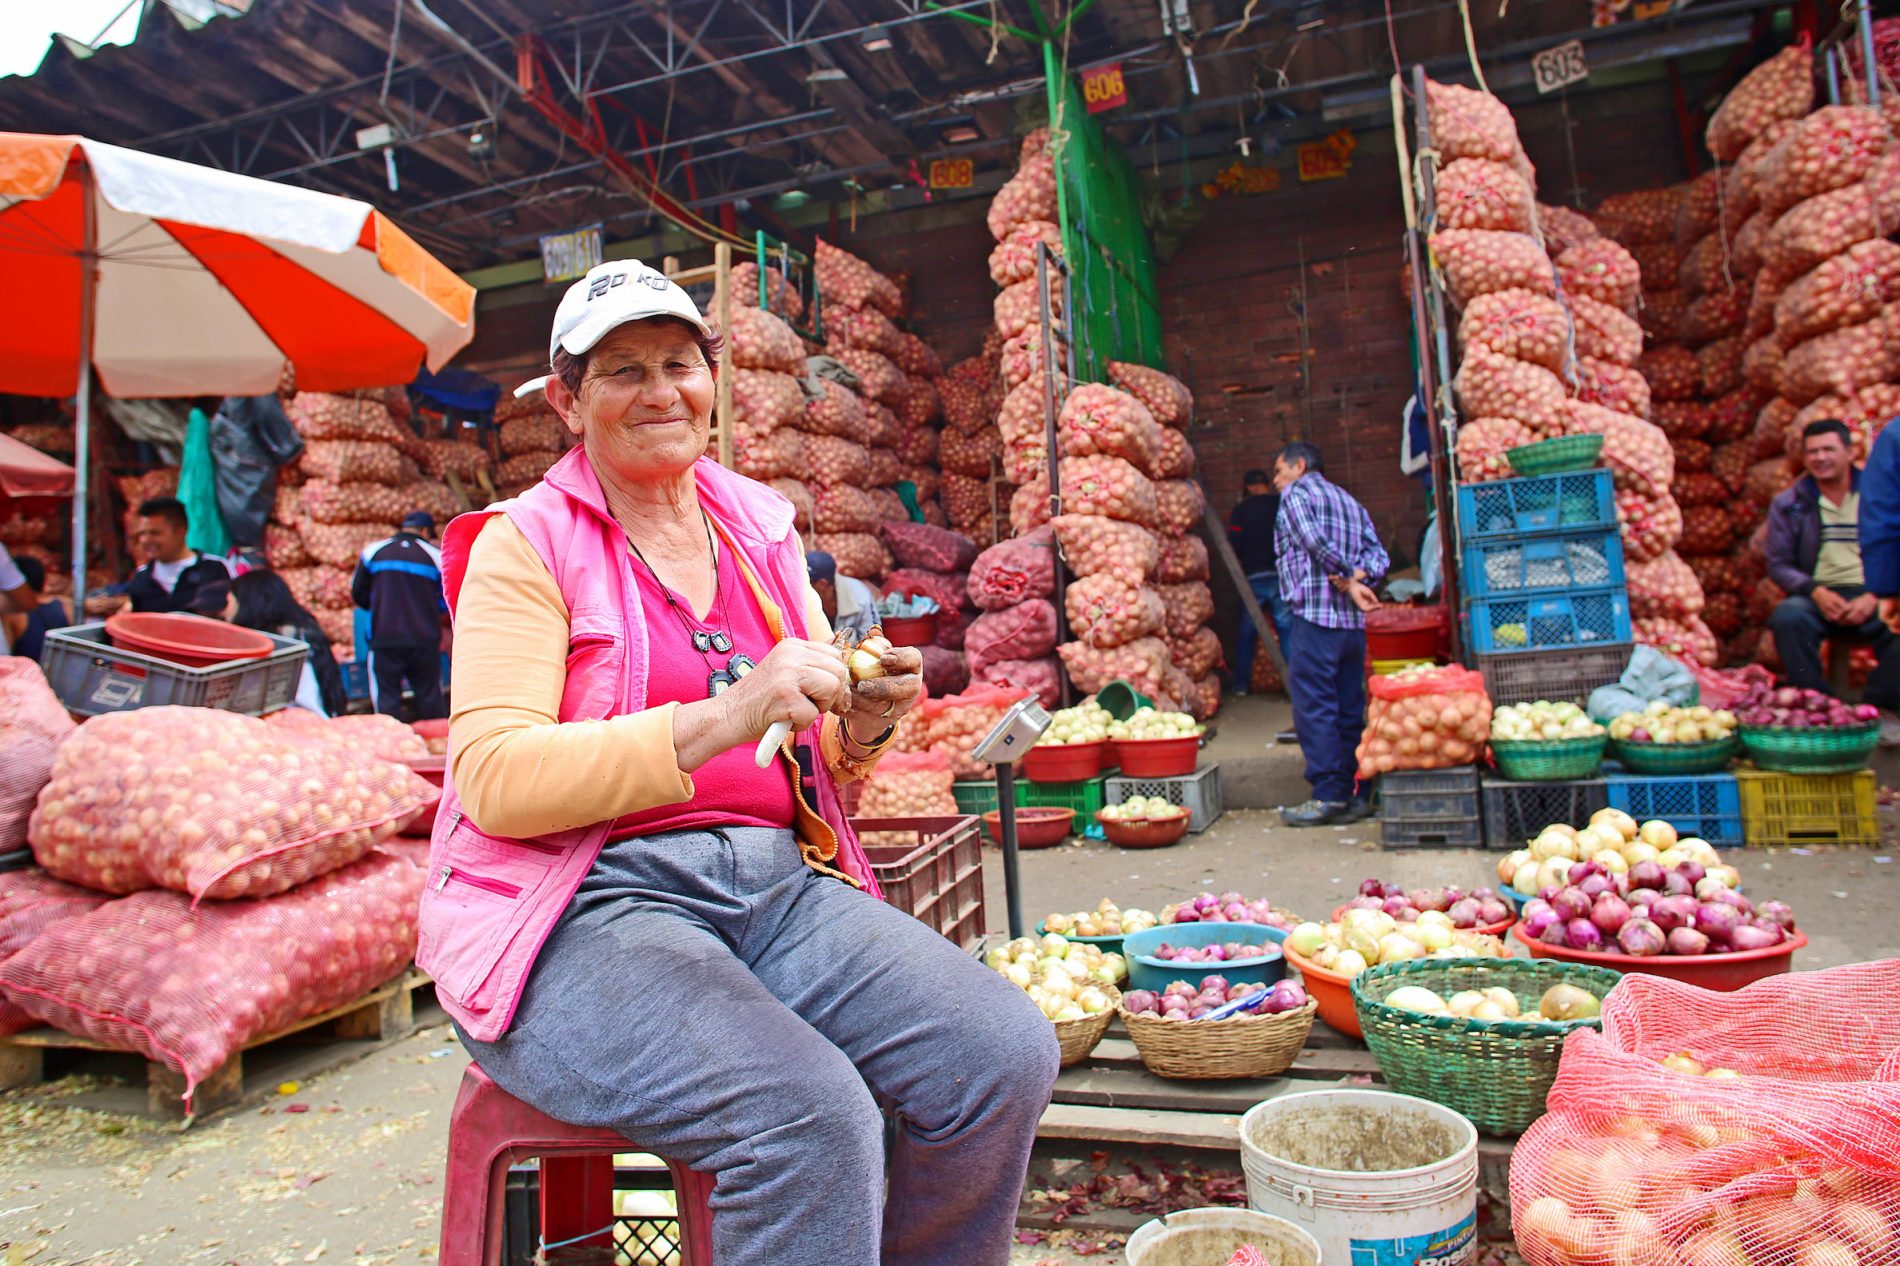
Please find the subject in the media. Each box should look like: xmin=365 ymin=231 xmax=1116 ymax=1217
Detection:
xmin=514 ymin=259 xmax=713 ymax=398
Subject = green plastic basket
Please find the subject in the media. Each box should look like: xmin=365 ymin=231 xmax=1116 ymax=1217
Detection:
xmin=1505 ymin=434 xmax=1605 ymax=477
xmin=1351 ymin=958 xmax=1624 ymax=1135
xmin=1737 ymin=723 xmax=1880 ymax=774
xmin=1608 ymin=735 xmax=1739 ymax=774
xmin=1490 ymin=734 xmax=1607 ymax=781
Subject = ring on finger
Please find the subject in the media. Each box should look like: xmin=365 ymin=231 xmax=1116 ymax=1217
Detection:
xmin=882 ymin=701 xmax=896 ymax=718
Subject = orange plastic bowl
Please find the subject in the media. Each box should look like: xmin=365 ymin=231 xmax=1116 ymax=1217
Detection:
xmin=1331 ymin=903 xmax=1516 ymax=939
xmin=1021 ymin=740 xmax=1107 ymax=783
xmin=106 ymin=611 xmax=275 ymax=668
xmin=1111 ymin=736 xmax=1199 ymax=777
xmin=982 ymin=806 xmax=1075 ymax=849
xmin=1282 ymin=945 xmax=1362 ymax=1039
xmin=1510 ymin=923 xmax=1806 ymax=990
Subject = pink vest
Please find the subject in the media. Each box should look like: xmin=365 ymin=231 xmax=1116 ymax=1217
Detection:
xmin=416 ymin=447 xmax=876 ymax=1043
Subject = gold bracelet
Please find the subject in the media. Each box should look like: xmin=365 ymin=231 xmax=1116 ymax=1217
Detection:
xmin=842 ymin=721 xmax=896 ymax=753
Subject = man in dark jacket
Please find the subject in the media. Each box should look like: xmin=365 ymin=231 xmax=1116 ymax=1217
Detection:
xmin=1863 ymin=420 xmax=1900 ymax=637
xmin=1764 ymin=419 xmax=1900 ymax=744
xmin=1227 ymin=468 xmax=1292 ymax=694
xmin=104 ymin=497 xmax=232 ymax=617
xmin=351 ymin=511 xmax=447 ymax=720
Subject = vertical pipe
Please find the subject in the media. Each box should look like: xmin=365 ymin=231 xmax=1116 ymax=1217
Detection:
xmin=995 ymin=763 xmax=1025 ymax=939
xmin=1826 ymin=45 xmax=1842 ymax=108
xmin=714 ymin=241 xmax=734 ymax=469
xmin=1858 ymin=0 xmax=1881 ymax=108
xmin=1042 ymin=40 xmax=1076 ymax=375
xmin=1037 ymin=243 xmax=1071 ymax=707
xmin=72 ymin=162 xmax=97 ymax=614
xmin=1411 ymin=64 xmax=1463 ymax=659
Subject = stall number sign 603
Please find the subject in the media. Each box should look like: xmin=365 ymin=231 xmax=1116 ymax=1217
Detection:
xmin=1532 ymin=39 xmax=1587 ymax=94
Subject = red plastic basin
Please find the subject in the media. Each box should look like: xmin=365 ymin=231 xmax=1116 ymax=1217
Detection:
xmin=982 ymin=806 xmax=1075 ymax=849
xmin=1021 ymin=740 xmax=1106 ymax=782
xmin=1365 ymin=604 xmax=1449 ymax=662
xmin=1509 ymin=923 xmax=1806 ymax=990
xmin=1113 ymin=736 xmax=1199 ymax=777
xmin=106 ymin=611 xmax=275 ymax=668
xmin=880 ymin=614 xmax=937 ymax=647
xmin=403 ymin=755 xmax=447 ymax=788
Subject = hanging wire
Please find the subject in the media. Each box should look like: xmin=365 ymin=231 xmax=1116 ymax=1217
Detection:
xmin=1455 ymin=0 xmax=1490 ymax=93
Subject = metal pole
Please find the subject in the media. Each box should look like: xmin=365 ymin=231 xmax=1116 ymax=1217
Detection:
xmin=1411 ymin=63 xmax=1463 ymax=659
xmin=71 ymin=162 xmax=97 ymax=614
xmin=995 ymin=763 xmax=1025 ymax=939
xmin=1036 ymin=243 xmax=1072 ymax=708
xmin=1857 ymin=0 xmax=1881 ymax=108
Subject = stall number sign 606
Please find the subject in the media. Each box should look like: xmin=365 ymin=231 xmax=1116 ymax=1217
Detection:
xmin=1532 ymin=39 xmax=1587 ymax=94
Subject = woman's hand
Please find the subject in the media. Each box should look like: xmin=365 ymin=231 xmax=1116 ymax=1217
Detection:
xmin=724 ymin=637 xmax=854 ymax=742
xmin=844 ymin=642 xmax=923 ymax=746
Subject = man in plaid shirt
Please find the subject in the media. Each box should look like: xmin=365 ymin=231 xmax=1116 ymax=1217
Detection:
xmin=1273 ymin=441 xmax=1389 ymax=826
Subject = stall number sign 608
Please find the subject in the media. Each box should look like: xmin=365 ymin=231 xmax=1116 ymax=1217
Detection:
xmin=1532 ymin=39 xmax=1587 ymax=94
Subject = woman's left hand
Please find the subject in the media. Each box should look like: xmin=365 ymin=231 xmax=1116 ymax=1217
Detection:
xmin=843 ymin=643 xmax=923 ymax=741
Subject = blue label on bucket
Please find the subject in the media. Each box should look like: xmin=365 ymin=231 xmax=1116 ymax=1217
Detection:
xmin=1349 ymin=1212 xmax=1475 ymax=1266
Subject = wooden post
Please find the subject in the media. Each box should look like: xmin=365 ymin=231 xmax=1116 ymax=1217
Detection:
xmin=713 ymin=241 xmax=735 ymax=469
xmin=1202 ymin=500 xmax=1288 ymax=687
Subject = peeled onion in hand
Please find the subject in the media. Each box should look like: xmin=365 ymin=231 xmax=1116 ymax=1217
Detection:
xmin=849 ymin=634 xmax=894 ymax=683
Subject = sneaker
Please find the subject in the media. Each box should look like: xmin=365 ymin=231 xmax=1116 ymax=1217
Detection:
xmin=1881 ymin=709 xmax=1900 ymax=749
xmin=1275 ymin=729 xmax=1300 ymax=744
xmin=1339 ymin=797 xmax=1375 ymax=823
xmin=1282 ymin=799 xmax=1349 ymax=827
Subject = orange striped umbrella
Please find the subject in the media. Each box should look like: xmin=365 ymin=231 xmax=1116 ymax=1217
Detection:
xmin=0 ymin=132 xmax=476 ymax=597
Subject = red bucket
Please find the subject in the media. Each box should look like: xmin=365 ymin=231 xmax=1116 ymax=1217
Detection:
xmin=106 ymin=611 xmax=275 ymax=668
xmin=1020 ymin=740 xmax=1106 ymax=782
xmin=880 ymin=613 xmax=937 ymax=647
xmin=1112 ymin=736 xmax=1199 ymax=777
xmin=1365 ymin=604 xmax=1449 ymax=662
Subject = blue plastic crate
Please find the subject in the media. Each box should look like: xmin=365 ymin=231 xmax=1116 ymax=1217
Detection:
xmin=1465 ymin=587 xmax=1632 ymax=655
xmin=1605 ymin=771 xmax=1743 ymax=848
xmin=1460 ymin=528 xmax=1626 ymax=599
xmin=1455 ymin=471 xmax=1617 ymax=540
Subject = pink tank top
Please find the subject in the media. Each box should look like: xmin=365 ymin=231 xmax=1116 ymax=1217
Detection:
xmin=609 ymin=538 xmax=797 ymax=838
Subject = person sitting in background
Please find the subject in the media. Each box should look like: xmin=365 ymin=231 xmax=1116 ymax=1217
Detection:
xmin=1766 ymin=418 xmax=1900 ymax=745
xmin=1 ymin=556 xmax=66 ymax=661
xmin=807 ymin=549 xmax=881 ymax=641
xmin=86 ymin=496 xmax=233 ymax=618
xmin=0 ymin=540 xmax=45 ymax=656
xmin=226 ymin=569 xmax=348 ymax=718
xmin=1227 ymin=467 xmax=1293 ymax=695
xmin=351 ymin=510 xmax=448 ymax=721
xmin=1273 ymin=440 xmax=1389 ymax=827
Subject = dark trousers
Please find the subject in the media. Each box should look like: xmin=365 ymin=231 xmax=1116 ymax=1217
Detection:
xmin=1769 ymin=587 xmax=1900 ymax=710
xmin=370 ymin=643 xmax=446 ymax=720
xmin=1235 ymin=572 xmax=1295 ymax=689
xmin=1285 ymin=614 xmax=1367 ymax=803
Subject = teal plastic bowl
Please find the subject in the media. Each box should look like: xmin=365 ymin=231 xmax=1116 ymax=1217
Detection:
xmin=1122 ymin=922 xmax=1289 ymax=995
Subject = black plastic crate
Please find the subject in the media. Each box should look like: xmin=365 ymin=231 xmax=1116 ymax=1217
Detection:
xmin=1473 ymin=643 xmax=1632 ymax=707
xmin=1480 ymin=774 xmax=1609 ymax=850
xmin=1378 ymin=766 xmax=1483 ymax=849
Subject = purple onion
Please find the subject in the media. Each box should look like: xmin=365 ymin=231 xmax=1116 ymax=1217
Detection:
xmin=1709 ymin=888 xmax=1750 ymax=914
xmin=1627 ymin=887 xmax=1659 ymax=908
xmin=1628 ymin=861 xmax=1666 ymax=891
xmin=1222 ymin=903 xmax=1250 ymax=922
xmin=1675 ymin=860 xmax=1707 ymax=887
xmin=1539 ymin=920 xmax=1571 ymax=947
xmin=1591 ymin=893 xmax=1632 ymax=936
xmin=1662 ymin=871 xmax=1694 ymax=897
xmin=1553 ymin=887 xmax=1593 ymax=922
xmin=1219 ymin=891 xmax=1243 ymax=907
xmin=1203 ymin=910 xmax=1228 ymax=923
xmin=1359 ymin=878 xmax=1384 ymax=898
xmin=1447 ymin=898 xmax=1482 ymax=929
xmin=1204 ymin=944 xmax=1228 ymax=962
xmin=1396 ymin=907 xmax=1420 ymax=922
xmin=1187 ymin=1005 xmax=1216 ymax=1019
xmin=1578 ymin=873 xmax=1614 ymax=900
xmin=1746 ymin=919 xmax=1785 ymax=946
xmin=1693 ymin=901 xmax=1742 ymax=944
xmin=1164 ymin=980 xmax=1197 ymax=997
xmin=1194 ymin=893 xmax=1220 ymax=913
xmin=1649 ymin=895 xmax=1697 ymax=934
xmin=1617 ymin=918 xmax=1667 ymax=957
xmin=1171 ymin=906 xmax=1201 ymax=923
xmin=1694 ymin=876 xmax=1728 ymax=902
xmin=1537 ymin=885 xmax=1562 ymax=903
xmin=1382 ymin=896 xmax=1413 ymax=918
xmin=1666 ymin=927 xmax=1710 ymax=956
xmin=1477 ymin=898 xmax=1510 ymax=925
xmin=1523 ymin=906 xmax=1561 ymax=940
xmin=1757 ymin=900 xmax=1797 ymax=931
xmin=1728 ymin=925 xmax=1783 ymax=952
xmin=1202 ymin=975 xmax=1230 ymax=994
xmin=1123 ymin=989 xmax=1159 ymax=1013
xmin=1413 ymin=887 xmax=1452 ymax=913
xmin=1160 ymin=994 xmax=1190 ymax=1013
xmin=1568 ymin=861 xmax=1607 ymax=885
xmin=1565 ymin=919 xmax=1605 ymax=952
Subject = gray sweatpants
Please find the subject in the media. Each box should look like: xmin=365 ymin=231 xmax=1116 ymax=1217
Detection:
xmin=455 ymin=826 xmax=1060 ymax=1266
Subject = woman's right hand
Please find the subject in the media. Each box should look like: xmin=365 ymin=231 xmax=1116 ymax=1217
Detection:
xmin=719 ymin=638 xmax=852 ymax=746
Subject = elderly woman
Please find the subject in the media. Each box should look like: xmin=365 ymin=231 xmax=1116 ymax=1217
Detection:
xmin=418 ymin=260 xmax=1058 ymax=1266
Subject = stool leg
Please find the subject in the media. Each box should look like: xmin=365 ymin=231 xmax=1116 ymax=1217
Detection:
xmin=541 ymin=1155 xmax=616 ymax=1256
xmin=669 ymin=1163 xmax=717 ymax=1266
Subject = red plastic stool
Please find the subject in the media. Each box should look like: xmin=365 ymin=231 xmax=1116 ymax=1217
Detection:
xmin=440 ymin=1062 xmax=715 ymax=1266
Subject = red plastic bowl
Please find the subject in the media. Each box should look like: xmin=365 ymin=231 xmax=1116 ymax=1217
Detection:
xmin=1365 ymin=604 xmax=1449 ymax=662
xmin=1112 ymin=735 xmax=1199 ymax=777
xmin=880 ymin=614 xmax=937 ymax=647
xmin=1331 ymin=903 xmax=1515 ymax=939
xmin=1021 ymin=740 xmax=1106 ymax=782
xmin=403 ymin=755 xmax=446 ymax=788
xmin=1509 ymin=923 xmax=1806 ymax=990
xmin=106 ymin=611 xmax=275 ymax=668
xmin=981 ymin=806 xmax=1075 ymax=849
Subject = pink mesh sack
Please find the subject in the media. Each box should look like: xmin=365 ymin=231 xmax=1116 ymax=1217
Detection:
xmin=967 ymin=528 xmax=1056 ymax=611
xmin=1063 ymin=574 xmax=1165 ymax=649
xmin=1169 ymin=627 xmax=1225 ymax=680
xmin=1430 ymin=229 xmax=1557 ymax=308
xmin=813 ymin=532 xmax=891 ymax=582
xmin=1459 ymin=288 xmax=1571 ymax=372
xmin=857 ymin=750 xmax=958 ymax=827
xmin=1058 ymin=636 xmax=1172 ymax=699
xmin=1057 ymin=383 xmax=1162 ymax=477
xmin=1153 ymin=479 xmax=1206 ymax=536
xmin=1155 ymin=427 xmax=1196 ymax=479
xmin=916 ymin=684 xmax=1031 ymax=779
xmin=1158 ymin=534 xmax=1211 ymax=583
xmin=725 ymin=305 xmax=806 ymax=374
xmin=973 ymin=656 xmax=1060 ymax=710
xmin=964 ymin=599 xmax=1059 ymax=674
xmin=1557 ymin=240 xmax=1643 ymax=312
xmin=1 ymin=660 xmax=75 ymax=854
xmin=1705 ymin=36 xmax=1815 ymax=161
xmin=917 ymin=645 xmax=969 ymax=699
xmin=1051 ymin=515 xmax=1158 ymax=584
xmin=878 ymin=521 xmax=975 ymax=575
xmin=1457 ymin=416 xmax=1537 ymax=483
xmin=298 ymin=440 xmax=417 ymax=485
xmin=1434 ymin=158 xmax=1534 ymax=232
xmin=733 ymin=369 xmax=806 ymax=431
xmin=1106 ymin=361 xmax=1193 ymax=428
xmin=0 ymin=870 xmax=111 ymax=1035
xmin=814 ymin=238 xmax=901 ymax=316
xmin=0 ymin=848 xmax=427 ymax=1104
xmin=1157 ymin=581 xmax=1217 ymax=642
xmin=1456 ymin=345 xmax=1568 ymax=433
xmin=28 ymin=707 xmax=434 ymax=901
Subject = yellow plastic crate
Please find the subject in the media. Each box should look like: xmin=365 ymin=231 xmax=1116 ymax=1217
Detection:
xmin=1735 ymin=768 xmax=1879 ymax=847
xmin=1369 ymin=657 xmax=1437 ymax=677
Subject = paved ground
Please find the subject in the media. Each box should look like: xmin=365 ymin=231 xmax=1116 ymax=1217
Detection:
xmin=5 ymin=802 xmax=1896 ymax=1266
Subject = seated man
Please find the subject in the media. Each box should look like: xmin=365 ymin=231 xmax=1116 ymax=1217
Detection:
xmin=1 ymin=557 xmax=69 ymax=661
xmin=1766 ymin=418 xmax=1900 ymax=744
xmin=86 ymin=496 xmax=232 ymax=618
xmin=806 ymin=549 xmax=880 ymax=641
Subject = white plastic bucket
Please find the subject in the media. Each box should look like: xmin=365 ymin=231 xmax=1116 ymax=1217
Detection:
xmin=1239 ymin=1089 xmax=1479 ymax=1266
xmin=1125 ymin=1207 xmax=1324 ymax=1266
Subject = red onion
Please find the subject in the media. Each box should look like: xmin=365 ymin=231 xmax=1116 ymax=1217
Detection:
xmin=1218 ymin=892 xmax=1242 ymax=907
xmin=1382 ymin=896 xmax=1412 ymax=918
xmin=1409 ymin=888 xmax=1450 ymax=913
xmin=1202 ymin=975 xmax=1230 ymax=993
xmin=1568 ymin=861 xmax=1607 ymax=884
xmin=1358 ymin=878 xmax=1384 ymax=898
xmin=1447 ymin=898 xmax=1482 ymax=928
xmin=1537 ymin=886 xmax=1562 ymax=903
xmin=1746 ymin=918 xmax=1785 ymax=945
xmin=1709 ymin=888 xmax=1751 ymax=914
xmin=1395 ymin=907 xmax=1419 ymax=923
xmin=1617 ymin=918 xmax=1667 ymax=956
xmin=1193 ymin=893 xmax=1219 ymax=912
xmin=1443 ymin=886 xmax=1468 ymax=906
xmin=1627 ymin=888 xmax=1660 ymax=908
xmin=1171 ymin=906 xmax=1201 ymax=922
xmin=1693 ymin=901 xmax=1742 ymax=944
xmin=1855 ymin=704 xmax=1881 ymax=722
xmin=1553 ymin=888 xmax=1593 ymax=921
xmin=1523 ymin=907 xmax=1561 ymax=939
xmin=1591 ymin=893 xmax=1632 ymax=935
xmin=1675 ymin=860 xmax=1707 ymax=886
xmin=1662 ymin=871 xmax=1694 ymax=897
xmin=1667 ymin=927 xmax=1710 ymax=956
xmin=1727 ymin=924 xmax=1782 ymax=952
xmin=1540 ymin=920 xmax=1571 ymax=947
xmin=1628 ymin=861 xmax=1666 ymax=890
xmin=1578 ymin=873 xmax=1615 ymax=900
xmin=1223 ymin=902 xmax=1250 ymax=921
xmin=1694 ymin=876 xmax=1728 ymax=901
xmin=1566 ymin=919 xmax=1605 ymax=952
xmin=1476 ymin=898 xmax=1510 ymax=925
xmin=1756 ymin=900 xmax=1797 ymax=930
xmin=1649 ymin=895 xmax=1698 ymax=933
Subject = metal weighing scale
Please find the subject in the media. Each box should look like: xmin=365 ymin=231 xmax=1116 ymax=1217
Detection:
xmin=968 ymin=694 xmax=1052 ymax=939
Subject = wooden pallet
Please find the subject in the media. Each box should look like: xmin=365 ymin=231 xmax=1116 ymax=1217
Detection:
xmin=0 ymin=968 xmax=432 ymax=1121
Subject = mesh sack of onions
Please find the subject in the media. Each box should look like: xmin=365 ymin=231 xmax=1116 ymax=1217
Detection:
xmin=857 ymin=751 xmax=958 ymax=832
xmin=986 ymin=153 xmax=1058 ymax=241
xmin=733 ymin=422 xmax=803 ymax=482
xmin=1058 ymin=636 xmax=1172 ymax=700
xmin=1051 ymin=515 xmax=1158 ymax=584
xmin=414 ymin=440 xmax=492 ymax=483
xmin=1760 ymin=181 xmax=1889 ymax=283
xmin=313 ymin=607 xmax=355 ymax=648
xmin=1424 ymin=78 xmax=1526 ymax=166
xmin=1061 ymin=574 xmax=1164 ymax=650
xmin=0 ymin=870 xmax=110 ymax=1035
xmin=1574 ymin=357 xmax=1653 ymax=420
xmin=1701 ymin=590 xmax=1744 ymax=637
xmin=1000 ymin=327 xmax=1065 ymax=392
xmin=288 ymin=392 xmax=411 ymax=446
xmin=1683 ymin=554 xmax=1743 ymax=597
xmin=968 ymin=528 xmax=1056 ymax=611
xmin=866 ymin=488 xmax=907 ymax=524
xmin=863 ymin=404 xmax=902 ymax=450
xmin=1634 ymin=613 xmax=1720 ymax=666
xmin=1638 ymin=289 xmax=1688 ymax=343
xmin=1568 ymin=295 xmax=1643 ymax=367
xmin=935 ymin=606 xmax=973 ymax=652
xmin=1697 ymin=335 xmax=1749 ymax=397
xmin=1674 ymin=233 xmax=1732 ymax=299
xmin=813 ymin=532 xmax=890 ymax=582
xmin=1430 ymin=229 xmax=1558 ymax=308
xmin=1 ymin=662 xmax=75 ymax=854
xmin=964 ymin=600 xmax=1059 ymax=674
xmin=1455 ymin=345 xmax=1568 ymax=433
xmin=1057 ymin=384 xmax=1161 ymax=477
xmin=1435 ymin=158 xmax=1534 ymax=232
xmin=1626 ymin=550 xmax=1706 ymax=620
xmin=1157 ymin=580 xmax=1217 ymax=642
xmin=1638 ymin=344 xmax=1703 ymax=402
xmin=1672 ymin=170 xmax=1726 ymax=247
xmin=725 ymin=305 xmax=806 ymax=374
xmin=800 ymin=379 xmax=867 ymax=438
xmin=1680 ymin=284 xmax=1750 ymax=347
xmin=972 ymin=657 xmax=1060 ymax=711
xmin=1677 ymin=502 xmax=1738 ymax=555
xmin=1674 ymin=471 xmax=1731 ymax=508
xmin=1706 ymin=37 xmax=1815 ymax=162
xmin=1732 ymin=211 xmax=1774 ymax=288
xmin=1563 ymin=402 xmax=1675 ymax=498
xmin=300 ymin=520 xmax=394 ymax=568
xmin=1594 ymin=187 xmax=1682 ymax=246
xmin=277 ymin=567 xmax=321 ymax=610
xmin=1153 ymin=479 xmax=1207 ymax=536
xmin=1616 ymin=489 xmax=1685 ymax=563
xmin=731 ymin=262 xmax=803 ymax=322
xmin=1059 ymin=456 xmax=1159 ymax=526
xmin=939 ymin=375 xmax=998 ymax=435
xmin=1455 ymin=416 xmax=1536 ymax=483
xmin=263 ymin=522 xmax=313 ymax=569
xmin=894 ymin=376 xmax=941 ymax=431
xmin=938 ymin=425 xmax=1001 ymax=479
xmin=298 ymin=440 xmax=417 ymax=485
xmin=1157 ymin=533 xmax=1211 ymax=584
xmin=1743 ymin=336 xmax=1789 ymax=397
xmin=1653 ymin=399 xmax=1715 ymax=440
xmin=881 ymin=523 xmax=977 ymax=575
xmin=942 ymin=472 xmax=992 ymax=531
xmin=768 ymin=479 xmax=813 ymax=534
xmin=993 ymin=277 xmax=1063 ymax=342
xmin=1154 ymin=428 xmax=1196 ymax=479
xmin=1459 ymin=288 xmax=1571 ymax=371
xmin=1759 ymin=105 xmax=1892 ymax=216
xmin=903 ymin=463 xmax=942 ymax=505
xmin=403 ymin=481 xmax=458 ymax=529
xmin=1773 ymin=239 xmax=1900 ymax=345
xmin=1780 ymin=318 xmax=1900 ymax=405
xmin=814 ymin=238 xmax=901 ymax=317
xmin=1106 ymin=361 xmax=1193 ymax=428
xmin=1745 ymin=458 xmax=1798 ymax=509
xmin=1557 ymin=239 xmax=1642 ymax=312
xmin=1795 ymin=383 xmax=1900 ymax=461
xmin=0 ymin=847 xmax=426 ymax=1103
xmin=884 ymin=567 xmax=969 ymax=615
xmin=1008 ymin=477 xmax=1053 ymax=537
xmin=1536 ymin=202 xmax=1599 ymax=256
xmin=812 ymin=483 xmax=880 ymax=534
xmin=823 ymin=305 xmax=902 ymax=359
xmin=1674 ymin=438 xmax=1714 ymax=473
xmin=833 ymin=349 xmax=907 ymax=406
xmin=1711 ymin=439 xmax=1755 ymax=494
xmin=1728 ymin=119 xmax=1801 ymax=217
xmin=498 ymin=415 xmax=566 ymax=458
xmin=733 ymin=369 xmax=806 ymax=431
xmin=916 ymin=647 xmax=969 ymax=700
xmin=0 ymin=512 xmax=49 ymax=545
xmin=264 ymin=711 xmax=429 ymax=763
xmin=1169 ymin=626 xmax=1225 ymax=680
xmin=997 ymin=379 xmax=1043 ymax=443
xmin=916 ymin=684 xmax=1032 ymax=780
xmin=308 ymin=566 xmax=353 ymax=608
xmin=28 ymin=707 xmax=433 ymax=901
xmin=1355 ymin=665 xmax=1493 ymax=778
xmin=889 ymin=332 xmax=941 ymax=380
xmin=988 ymin=220 xmax=1063 ymax=287
xmin=497 ymin=450 xmax=563 ymax=487
xmin=1629 ymin=240 xmax=1686 ymax=288
xmin=999 ymin=428 xmax=1049 ymax=487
